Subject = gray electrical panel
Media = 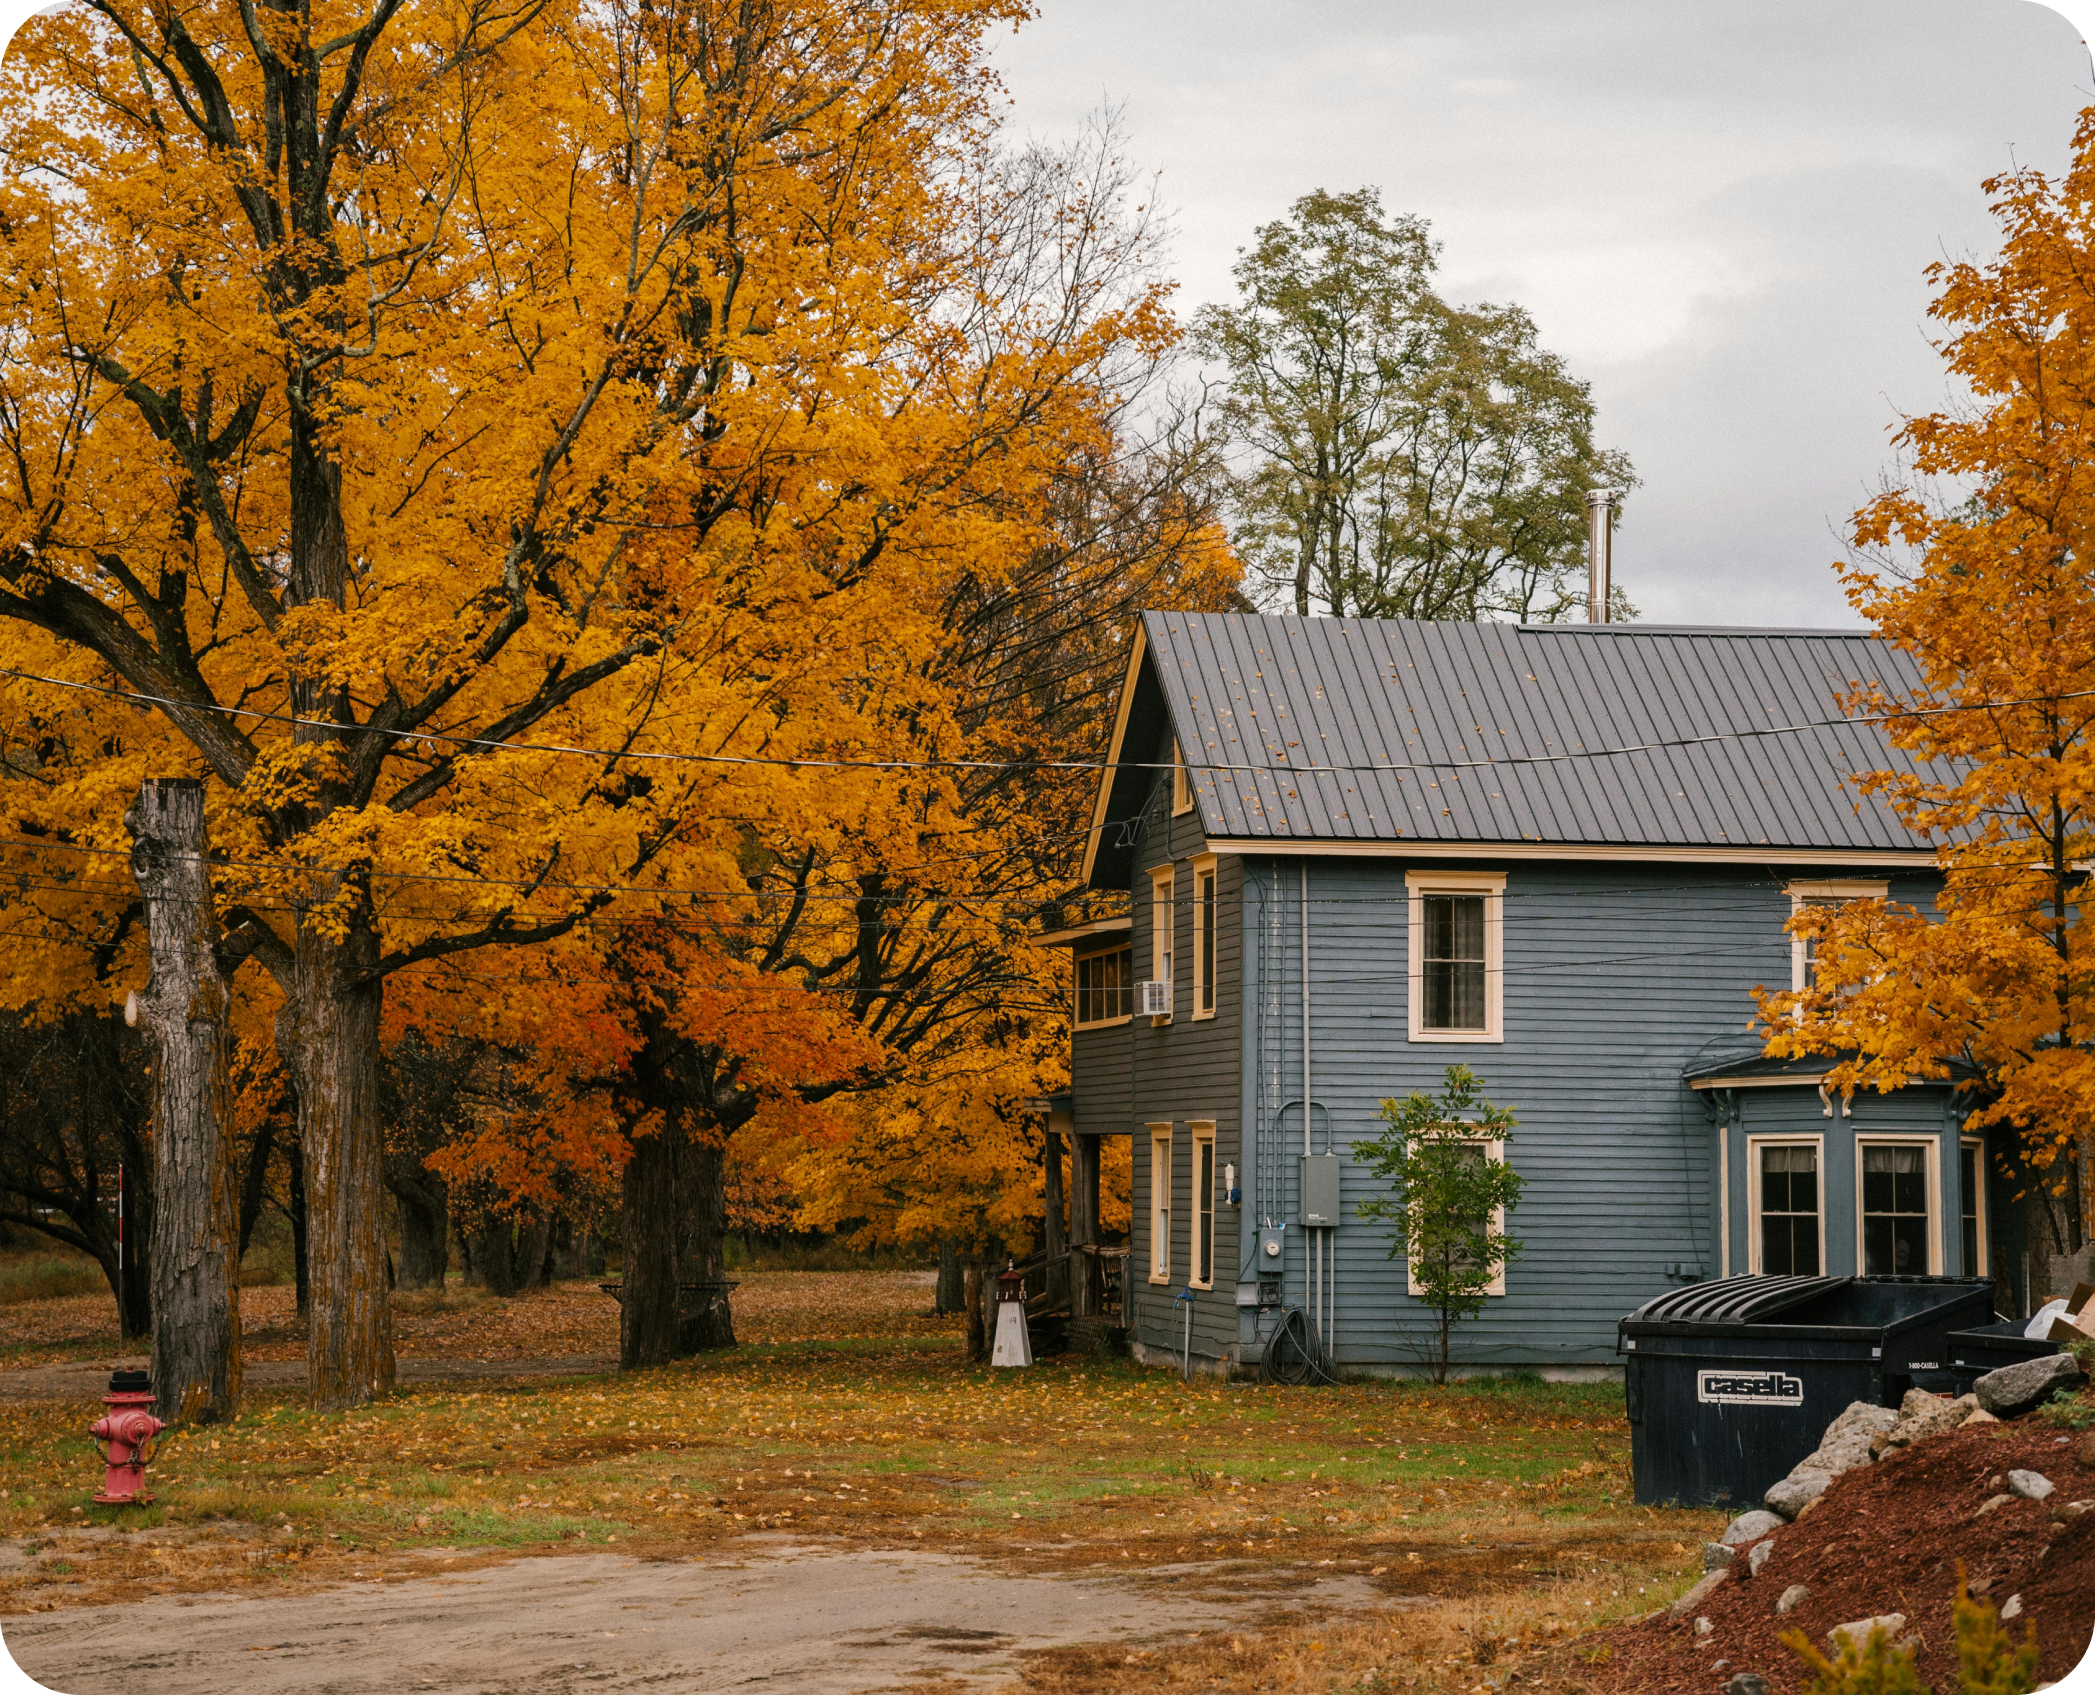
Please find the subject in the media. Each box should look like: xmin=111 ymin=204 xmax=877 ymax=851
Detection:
xmin=1299 ymin=1154 xmax=1343 ymax=1227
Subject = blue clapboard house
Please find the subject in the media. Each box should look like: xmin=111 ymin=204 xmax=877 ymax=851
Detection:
xmin=1041 ymin=611 xmax=2023 ymax=1379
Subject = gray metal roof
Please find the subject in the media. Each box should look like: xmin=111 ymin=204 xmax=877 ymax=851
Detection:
xmin=1091 ymin=612 xmax=1947 ymax=883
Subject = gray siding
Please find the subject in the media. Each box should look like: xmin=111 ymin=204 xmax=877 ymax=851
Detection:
xmin=1116 ymin=727 xmax=1245 ymax=1365
xmin=1107 ymin=845 xmax=1963 ymax=1371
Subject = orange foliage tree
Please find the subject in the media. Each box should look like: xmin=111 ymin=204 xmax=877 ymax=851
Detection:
xmin=0 ymin=0 xmax=1201 ymax=1405
xmin=1763 ymin=110 xmax=2095 ymax=1289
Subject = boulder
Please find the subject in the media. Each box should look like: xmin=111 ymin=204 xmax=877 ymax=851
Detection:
xmin=1747 ymin=1539 xmax=1776 ymax=1578
xmin=1724 ymin=1677 xmax=1770 ymax=1695
xmin=1671 ymin=1567 xmax=1729 ymax=1619
xmin=1828 ymin=1614 xmax=1907 ymax=1654
xmin=1721 ymin=1509 xmax=1786 ymax=1547
xmin=1886 ymin=1393 xmax=1978 ymax=1449
xmin=1964 ymin=1409 xmax=1999 ymax=1427
xmin=1704 ymin=1541 xmax=1736 ymax=1571
xmin=1974 ymin=1353 xmax=2083 ymax=1417
xmin=1820 ymin=1400 xmax=1900 ymax=1444
xmin=1777 ymin=1584 xmax=1810 ymax=1615
xmin=1765 ymin=1471 xmax=1830 ymax=1519
xmin=2008 ymin=1470 xmax=2055 ymax=1501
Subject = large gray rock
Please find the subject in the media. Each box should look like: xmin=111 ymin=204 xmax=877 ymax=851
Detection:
xmin=1974 ymin=1353 xmax=2083 ymax=1416
xmin=1886 ymin=1393 xmax=1979 ymax=1449
xmin=1765 ymin=1470 xmax=1831 ymax=1519
xmin=1820 ymin=1401 xmax=1900 ymax=1445
xmin=1828 ymin=1614 xmax=1907 ymax=1654
xmin=1721 ymin=1509 xmax=1786 ymax=1547
xmin=1705 ymin=1542 xmax=1735 ymax=1571
xmin=2008 ymin=1470 xmax=2055 ymax=1501
xmin=1671 ymin=1567 xmax=1730 ymax=1619
xmin=1747 ymin=1539 xmax=1777 ymax=1577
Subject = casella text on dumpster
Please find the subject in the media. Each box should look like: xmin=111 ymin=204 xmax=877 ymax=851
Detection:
xmin=1696 ymin=1369 xmax=1806 ymax=1407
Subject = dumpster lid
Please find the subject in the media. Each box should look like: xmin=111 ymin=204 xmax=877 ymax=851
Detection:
xmin=1623 ymin=1273 xmax=1850 ymax=1327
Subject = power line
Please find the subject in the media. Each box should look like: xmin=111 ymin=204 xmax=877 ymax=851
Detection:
xmin=1 ymin=662 xmax=2084 ymax=781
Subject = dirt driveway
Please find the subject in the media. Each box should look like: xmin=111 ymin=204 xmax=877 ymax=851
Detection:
xmin=1 ymin=1538 xmax=1388 ymax=1695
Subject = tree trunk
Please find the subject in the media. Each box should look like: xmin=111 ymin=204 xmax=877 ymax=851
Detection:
xmin=285 ymin=1128 xmax=311 ymax=1320
xmin=474 ymin=1218 xmax=519 ymax=1297
xmin=236 ymin=1113 xmax=277 ymax=1262
xmin=515 ymin=1213 xmax=553 ymax=1291
xmin=126 ymin=778 xmax=242 ymax=1425
xmin=677 ymin=1138 xmax=735 ymax=1352
xmin=394 ymin=1176 xmax=449 ymax=1290
xmin=935 ymin=1241 xmax=964 ymax=1315
xmin=964 ymin=1260 xmax=989 ymax=1363
xmin=275 ymin=926 xmax=394 ymax=1408
xmin=116 ymin=1152 xmax=154 ymax=1344
xmin=620 ymin=1126 xmax=681 ymax=1369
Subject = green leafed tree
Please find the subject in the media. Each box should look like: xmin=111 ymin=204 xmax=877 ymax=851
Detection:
xmin=1195 ymin=187 xmax=1636 ymax=623
xmin=1353 ymin=1064 xmax=1525 ymax=1384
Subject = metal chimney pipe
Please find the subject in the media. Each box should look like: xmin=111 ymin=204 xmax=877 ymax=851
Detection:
xmin=1586 ymin=489 xmax=1621 ymax=623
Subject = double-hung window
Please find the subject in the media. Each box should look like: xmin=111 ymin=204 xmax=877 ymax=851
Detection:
xmin=1787 ymin=879 xmax=1887 ymax=993
xmin=1190 ymin=1121 xmax=1215 ymax=1288
xmin=1074 ymin=944 xmax=1134 ymax=1028
xmin=1402 ymin=1136 xmax=1511 ymax=1297
xmin=1858 ymin=1138 xmax=1939 ymax=1275
xmin=1960 ymin=1137 xmax=1989 ymax=1276
xmin=1149 ymin=866 xmax=1175 ymax=1022
xmin=1149 ymin=1125 xmax=1173 ymax=1283
xmin=1191 ymin=854 xmax=1218 ymax=1020
xmin=1750 ymin=1139 xmax=1822 ymax=1276
xmin=1406 ymin=870 xmax=1504 ymax=1042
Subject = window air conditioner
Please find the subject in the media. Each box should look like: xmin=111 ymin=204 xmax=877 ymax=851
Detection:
xmin=1137 ymin=979 xmax=1171 ymax=1017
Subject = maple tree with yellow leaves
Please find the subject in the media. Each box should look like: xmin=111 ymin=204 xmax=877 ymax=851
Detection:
xmin=1764 ymin=109 xmax=2095 ymax=1289
xmin=0 ymin=0 xmax=1231 ymax=1407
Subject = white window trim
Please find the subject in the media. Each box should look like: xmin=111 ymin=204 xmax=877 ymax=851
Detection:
xmin=1745 ymin=1134 xmax=1827 ymax=1278
xmin=1073 ymin=942 xmax=1133 ymax=1031
xmin=1171 ymin=738 xmax=1194 ymax=816
xmin=1854 ymin=1134 xmax=1943 ymax=1277
xmin=1190 ymin=853 xmax=1218 ymax=1021
xmin=1189 ymin=1120 xmax=1216 ymax=1289
xmin=1786 ymin=879 xmax=1888 ymax=993
xmin=1149 ymin=865 xmax=1175 ymax=1025
xmin=1405 ymin=869 xmax=1505 ymax=1043
xmin=1148 ymin=1124 xmax=1174 ymax=1284
xmin=1404 ymin=1134 xmax=1510 ymax=1298
xmin=1960 ymin=1135 xmax=1990 ymax=1277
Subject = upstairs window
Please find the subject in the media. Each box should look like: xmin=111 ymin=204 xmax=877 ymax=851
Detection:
xmin=1960 ymin=1138 xmax=1989 ymax=1276
xmin=1075 ymin=945 xmax=1133 ymax=1028
xmin=1192 ymin=854 xmax=1218 ymax=1019
xmin=1406 ymin=870 xmax=1504 ymax=1042
xmin=1787 ymin=879 xmax=1888 ymax=993
xmin=1149 ymin=865 xmax=1175 ymax=1021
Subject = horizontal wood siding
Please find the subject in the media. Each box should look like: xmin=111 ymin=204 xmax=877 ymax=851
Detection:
xmin=1226 ymin=856 xmax=1947 ymax=1370
xmin=1121 ymin=735 xmax=1245 ymax=1363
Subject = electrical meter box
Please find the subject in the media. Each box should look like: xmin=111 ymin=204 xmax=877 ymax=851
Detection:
xmin=1240 ymin=1224 xmax=1286 ymax=1309
xmin=1299 ymin=1154 xmax=1343 ymax=1227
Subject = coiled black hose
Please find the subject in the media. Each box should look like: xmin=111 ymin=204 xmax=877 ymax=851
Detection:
xmin=1259 ymin=1305 xmax=1341 ymax=1387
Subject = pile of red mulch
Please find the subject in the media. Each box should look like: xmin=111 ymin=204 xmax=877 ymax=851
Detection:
xmin=1592 ymin=1419 xmax=2095 ymax=1693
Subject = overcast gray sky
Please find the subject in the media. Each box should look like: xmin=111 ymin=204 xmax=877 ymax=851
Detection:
xmin=992 ymin=0 xmax=2094 ymax=627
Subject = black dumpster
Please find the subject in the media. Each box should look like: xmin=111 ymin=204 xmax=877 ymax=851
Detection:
xmin=1945 ymin=1320 xmax=2058 ymax=1397
xmin=1619 ymin=1274 xmax=1996 ymax=1509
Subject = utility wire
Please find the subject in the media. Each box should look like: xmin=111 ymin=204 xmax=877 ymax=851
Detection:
xmin=1 ymin=663 xmax=2086 ymax=780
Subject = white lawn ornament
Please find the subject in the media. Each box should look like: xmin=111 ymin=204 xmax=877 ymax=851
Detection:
xmin=990 ymin=1263 xmax=1034 ymax=1368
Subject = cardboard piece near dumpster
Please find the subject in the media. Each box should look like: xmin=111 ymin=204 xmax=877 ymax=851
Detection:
xmin=2045 ymin=1311 xmax=2094 ymax=1347
xmin=2066 ymin=1281 xmax=2095 ymax=1320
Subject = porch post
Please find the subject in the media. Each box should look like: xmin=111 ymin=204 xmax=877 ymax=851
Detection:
xmin=1044 ymin=1125 xmax=1069 ymax=1310
xmin=1070 ymin=1127 xmax=1100 ymax=1317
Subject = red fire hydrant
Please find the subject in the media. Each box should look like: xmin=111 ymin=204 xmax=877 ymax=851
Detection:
xmin=90 ymin=1370 xmax=163 ymax=1505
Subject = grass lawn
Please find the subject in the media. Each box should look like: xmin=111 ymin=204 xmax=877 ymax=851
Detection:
xmin=0 ymin=1271 xmax=1724 ymax=1692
